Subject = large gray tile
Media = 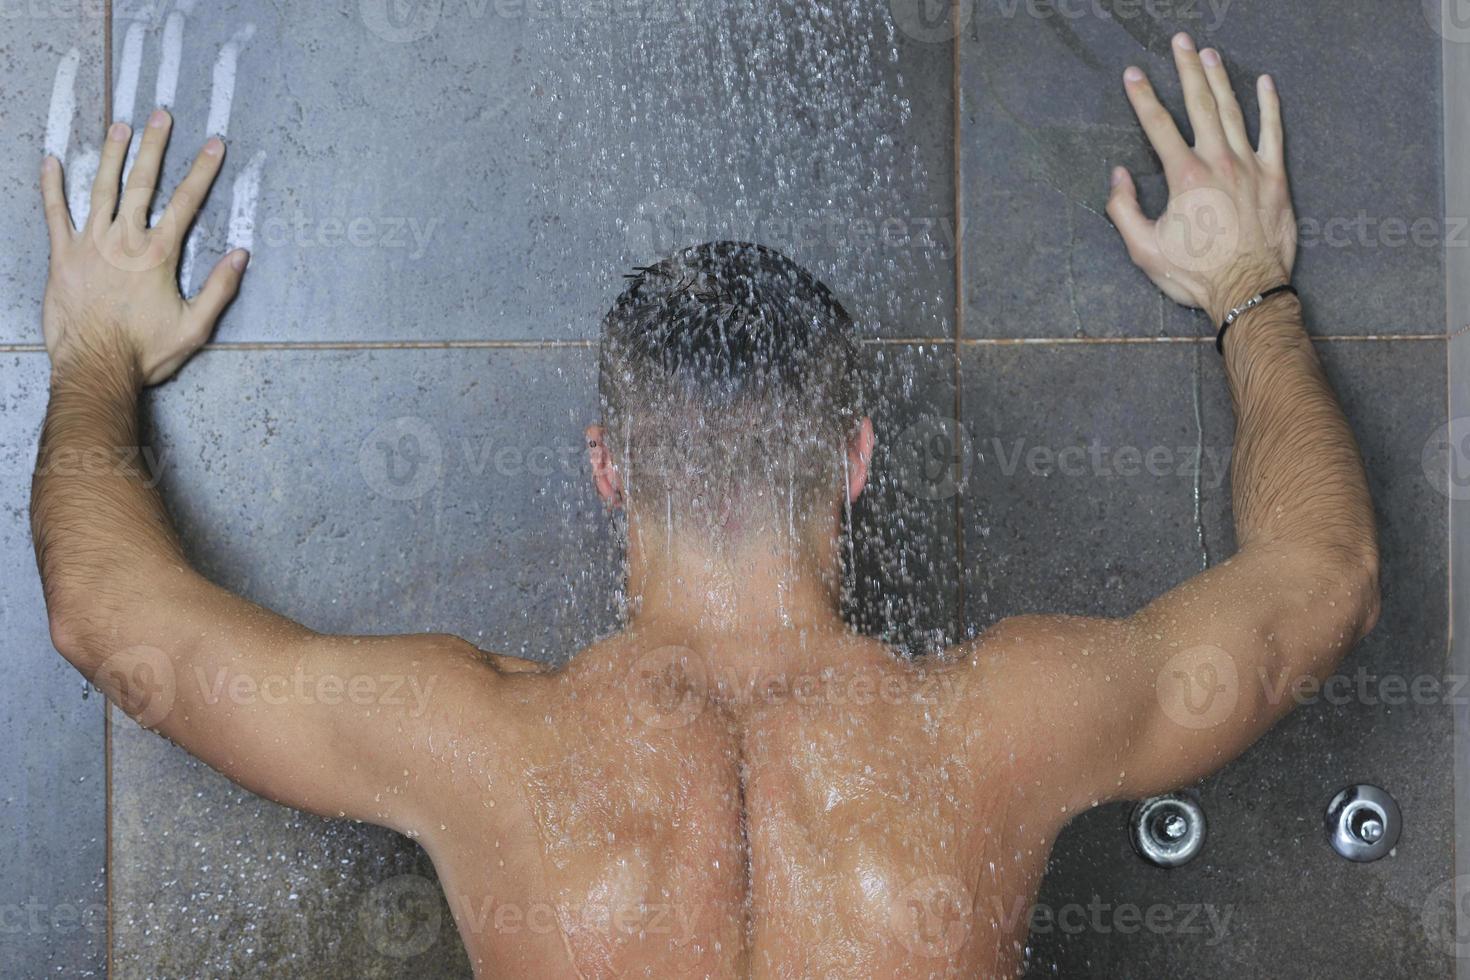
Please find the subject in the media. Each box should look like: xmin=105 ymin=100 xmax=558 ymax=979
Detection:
xmin=0 ymin=9 xmax=106 ymax=342
xmin=0 ymin=354 xmax=107 ymax=978
xmin=110 ymin=725 xmax=467 ymax=979
xmin=148 ymin=348 xmax=620 ymax=658
xmin=0 ymin=15 xmax=110 ymax=966
xmin=112 ymin=339 xmax=958 ymax=973
xmin=111 ymin=347 xmax=611 ymax=978
xmin=961 ymin=342 xmax=1219 ymax=623
xmin=113 ymin=0 xmax=953 ymax=343
xmin=962 ymin=339 xmax=1451 ymax=976
xmin=1181 ymin=338 xmax=1451 ymax=978
xmin=848 ymin=343 xmax=962 ymax=652
xmin=961 ymin=1 xmax=1443 ymax=338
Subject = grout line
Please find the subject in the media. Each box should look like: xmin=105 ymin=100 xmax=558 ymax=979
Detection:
xmin=197 ymin=339 xmax=597 ymax=350
xmin=103 ymin=0 xmax=111 ymax=121
xmin=1440 ymin=6 xmax=1470 ymax=960
xmin=103 ymin=700 xmax=113 ymax=979
xmin=102 ymin=0 xmax=114 ymax=975
xmin=0 ymin=334 xmax=1448 ymax=355
xmin=957 ymin=334 xmax=1449 ymax=345
xmin=950 ymin=7 xmax=967 ymax=636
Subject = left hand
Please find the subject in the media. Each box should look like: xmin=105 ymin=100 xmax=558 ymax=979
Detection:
xmin=41 ymin=108 xmax=248 ymax=385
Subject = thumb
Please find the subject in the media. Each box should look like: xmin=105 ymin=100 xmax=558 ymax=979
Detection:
xmin=1104 ymin=167 xmax=1156 ymax=265
xmin=185 ymin=249 xmax=249 ymax=339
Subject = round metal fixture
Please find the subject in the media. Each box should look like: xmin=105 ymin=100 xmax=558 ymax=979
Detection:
xmin=1324 ymin=784 xmax=1400 ymax=862
xmin=1130 ymin=794 xmax=1206 ymax=868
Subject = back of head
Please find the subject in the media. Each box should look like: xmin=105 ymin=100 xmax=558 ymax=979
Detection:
xmin=598 ymin=241 xmax=862 ymax=540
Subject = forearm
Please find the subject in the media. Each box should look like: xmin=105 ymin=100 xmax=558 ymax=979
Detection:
xmin=1223 ymin=294 xmax=1377 ymax=571
xmin=1060 ymin=297 xmax=1381 ymax=801
xmin=1209 ymin=291 xmax=1381 ymax=687
xmin=30 ymin=324 xmax=195 ymax=667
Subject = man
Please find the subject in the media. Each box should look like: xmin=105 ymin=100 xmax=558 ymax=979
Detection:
xmin=32 ymin=34 xmax=1376 ymax=977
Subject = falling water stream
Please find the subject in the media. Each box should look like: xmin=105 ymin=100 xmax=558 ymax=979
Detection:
xmin=35 ymin=1 xmax=1430 ymax=977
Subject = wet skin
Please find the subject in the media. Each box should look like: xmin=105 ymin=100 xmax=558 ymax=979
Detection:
xmin=33 ymin=33 xmax=1379 ymax=979
xmin=414 ymin=629 xmax=1057 ymax=978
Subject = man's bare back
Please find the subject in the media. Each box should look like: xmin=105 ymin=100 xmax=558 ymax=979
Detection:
xmin=29 ymin=32 xmax=1380 ymax=978
xmin=415 ymin=628 xmax=1056 ymax=977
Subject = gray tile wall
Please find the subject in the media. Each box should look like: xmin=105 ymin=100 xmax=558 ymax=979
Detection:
xmin=957 ymin=2 xmax=1453 ymax=975
xmin=968 ymin=340 xmax=1452 ymax=976
xmin=0 ymin=0 xmax=1455 ymax=976
xmin=1443 ymin=12 xmax=1470 ymax=980
xmin=0 ymin=5 xmax=107 ymax=977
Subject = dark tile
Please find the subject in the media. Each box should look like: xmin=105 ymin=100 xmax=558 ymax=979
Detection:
xmin=960 ymin=1 xmax=1443 ymax=338
xmin=961 ymin=339 xmax=1451 ymax=976
xmin=1187 ymin=338 xmax=1451 ymax=977
xmin=961 ymin=342 xmax=1220 ymax=623
xmin=0 ymin=354 xmax=107 ymax=978
xmin=111 ymin=339 xmax=957 ymax=972
xmin=111 ymin=346 xmax=614 ymax=977
xmin=144 ymin=347 xmax=620 ymax=658
xmin=848 ymin=343 xmax=962 ymax=652
xmin=110 ymin=722 xmax=472 ymax=979
xmin=0 ymin=8 xmax=106 ymax=343
xmin=113 ymin=0 xmax=954 ymax=343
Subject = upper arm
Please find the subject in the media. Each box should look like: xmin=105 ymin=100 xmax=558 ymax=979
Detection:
xmin=73 ymin=561 xmax=513 ymax=835
xmin=964 ymin=543 xmax=1378 ymax=810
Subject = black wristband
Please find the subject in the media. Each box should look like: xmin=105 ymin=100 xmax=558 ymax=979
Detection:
xmin=1215 ymin=284 xmax=1298 ymax=355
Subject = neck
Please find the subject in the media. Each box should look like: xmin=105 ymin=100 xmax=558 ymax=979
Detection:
xmin=623 ymin=511 xmax=848 ymax=640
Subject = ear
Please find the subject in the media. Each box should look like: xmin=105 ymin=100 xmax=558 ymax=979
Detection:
xmin=586 ymin=424 xmax=623 ymax=507
xmin=845 ymin=416 xmax=875 ymax=504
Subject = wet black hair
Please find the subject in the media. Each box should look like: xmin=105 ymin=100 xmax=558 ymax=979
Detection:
xmin=598 ymin=241 xmax=862 ymax=530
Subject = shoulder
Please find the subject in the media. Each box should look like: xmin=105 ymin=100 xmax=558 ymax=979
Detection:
xmin=955 ymin=614 xmax=1126 ymax=676
xmin=946 ymin=613 xmax=1130 ymax=763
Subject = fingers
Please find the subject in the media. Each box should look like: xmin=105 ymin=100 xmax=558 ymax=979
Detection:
xmin=1170 ymin=33 xmax=1224 ymax=157
xmin=89 ymin=122 xmax=131 ymax=227
xmin=1256 ymin=74 xmax=1284 ymax=169
xmin=40 ymin=156 xmax=74 ymax=252
xmin=1199 ymin=48 xmax=1251 ymax=158
xmin=159 ymin=137 xmax=226 ymax=252
xmin=119 ymin=108 xmax=172 ymax=229
xmin=1123 ymin=66 xmax=1190 ymax=172
xmin=185 ymin=248 xmax=249 ymax=338
xmin=1105 ymin=167 xmax=1157 ymax=264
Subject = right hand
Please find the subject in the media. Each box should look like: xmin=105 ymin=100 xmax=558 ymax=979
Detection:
xmin=40 ymin=108 xmax=248 ymax=385
xmin=1106 ymin=33 xmax=1297 ymax=325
